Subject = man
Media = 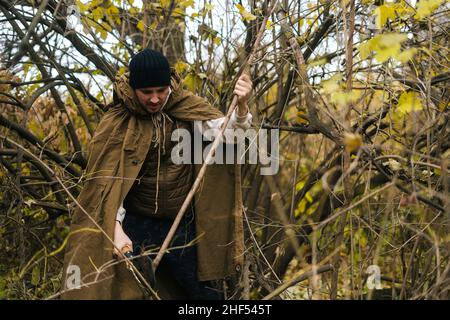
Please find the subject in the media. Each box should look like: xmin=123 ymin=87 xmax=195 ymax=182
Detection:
xmin=61 ymin=49 xmax=252 ymax=299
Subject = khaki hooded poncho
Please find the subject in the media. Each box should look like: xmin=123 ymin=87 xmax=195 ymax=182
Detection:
xmin=60 ymin=72 xmax=244 ymax=299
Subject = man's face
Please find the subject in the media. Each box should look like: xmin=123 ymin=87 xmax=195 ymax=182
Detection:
xmin=134 ymin=86 xmax=170 ymax=113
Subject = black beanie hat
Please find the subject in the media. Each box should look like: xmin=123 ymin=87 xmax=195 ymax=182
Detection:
xmin=129 ymin=48 xmax=171 ymax=89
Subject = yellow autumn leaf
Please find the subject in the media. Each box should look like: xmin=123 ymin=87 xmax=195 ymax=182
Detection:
xmin=397 ymin=91 xmax=423 ymax=114
xmin=184 ymin=72 xmax=201 ymax=92
xmin=377 ymin=33 xmax=408 ymax=46
xmin=107 ymin=5 xmax=119 ymax=16
xmin=174 ymin=60 xmax=188 ymax=74
xmin=150 ymin=20 xmax=158 ymax=30
xmin=373 ymin=3 xmax=415 ymax=28
xmin=75 ymin=0 xmax=88 ymax=12
xmin=118 ymin=66 xmax=128 ymax=76
xmin=439 ymin=101 xmax=449 ymax=112
xmin=173 ymin=7 xmax=184 ymax=19
xmin=358 ymin=41 xmax=371 ymax=60
xmin=321 ymin=74 xmax=361 ymax=107
xmin=415 ymin=0 xmax=445 ymax=20
xmin=373 ymin=4 xmax=397 ymax=29
xmin=321 ymin=74 xmax=342 ymax=94
xmin=331 ymin=90 xmax=361 ymax=107
xmin=396 ymin=48 xmax=418 ymax=63
xmin=106 ymin=5 xmax=121 ymax=24
xmin=129 ymin=7 xmax=138 ymax=16
xmin=160 ymin=0 xmax=172 ymax=9
xmin=179 ymin=0 xmax=195 ymax=8
xmin=101 ymin=21 xmax=112 ymax=32
xmin=265 ymin=84 xmax=278 ymax=105
xmin=95 ymin=24 xmax=108 ymax=40
xmin=23 ymin=62 xmax=31 ymax=75
xmin=136 ymin=20 xmax=145 ymax=32
xmin=360 ymin=33 xmax=408 ymax=62
xmin=91 ymin=7 xmax=104 ymax=21
xmin=344 ymin=132 xmax=363 ymax=153
xmin=295 ymin=180 xmax=306 ymax=191
xmin=204 ymin=3 xmax=215 ymax=11
xmin=375 ymin=43 xmax=402 ymax=62
xmin=308 ymin=57 xmax=328 ymax=68
xmin=296 ymin=110 xmax=309 ymax=124
xmin=298 ymin=19 xmax=304 ymax=30
xmin=236 ymin=4 xmax=257 ymax=22
xmin=90 ymin=0 xmax=104 ymax=6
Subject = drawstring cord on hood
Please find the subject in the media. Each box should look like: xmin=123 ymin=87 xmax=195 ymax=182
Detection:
xmin=150 ymin=88 xmax=173 ymax=214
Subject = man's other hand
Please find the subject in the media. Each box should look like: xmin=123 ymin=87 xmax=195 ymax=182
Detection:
xmin=113 ymin=220 xmax=133 ymax=260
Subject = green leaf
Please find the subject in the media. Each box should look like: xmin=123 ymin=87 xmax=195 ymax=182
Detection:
xmin=31 ymin=265 xmax=40 ymax=286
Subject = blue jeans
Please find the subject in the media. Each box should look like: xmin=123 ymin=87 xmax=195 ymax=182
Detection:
xmin=122 ymin=210 xmax=223 ymax=300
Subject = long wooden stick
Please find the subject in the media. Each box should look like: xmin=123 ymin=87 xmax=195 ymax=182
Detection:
xmin=153 ymin=0 xmax=279 ymax=270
